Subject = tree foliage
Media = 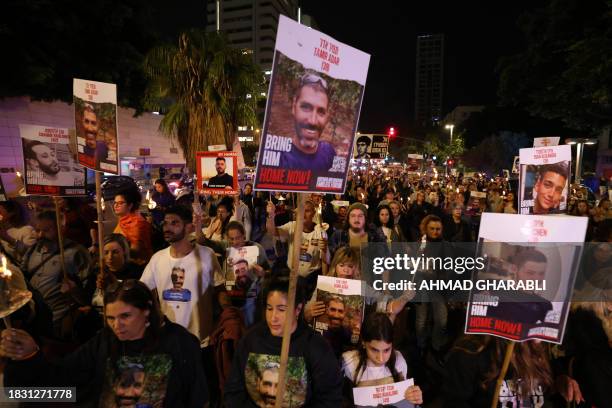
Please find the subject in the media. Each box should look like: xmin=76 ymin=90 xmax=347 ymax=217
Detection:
xmin=0 ymin=0 xmax=163 ymax=109
xmin=497 ymin=0 xmax=612 ymax=132
xmin=463 ymin=132 xmax=531 ymax=173
xmin=143 ymin=30 xmax=264 ymax=170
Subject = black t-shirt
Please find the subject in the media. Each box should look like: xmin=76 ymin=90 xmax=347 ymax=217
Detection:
xmin=208 ymin=173 xmax=234 ymax=188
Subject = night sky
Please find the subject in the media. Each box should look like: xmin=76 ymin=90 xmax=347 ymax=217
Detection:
xmin=302 ymin=0 xmax=547 ymax=136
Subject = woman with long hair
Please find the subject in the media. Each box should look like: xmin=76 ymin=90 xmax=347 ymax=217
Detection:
xmin=342 ymin=312 xmax=423 ymax=405
xmin=224 ymin=276 xmax=342 ymax=407
xmin=1 ymin=280 xmax=208 ymax=407
xmin=443 ymin=334 xmax=582 ymax=407
xmin=151 ymin=178 xmax=176 ymax=226
xmin=374 ymin=204 xmax=402 ymax=245
xmin=204 ymin=197 xmax=233 ymax=242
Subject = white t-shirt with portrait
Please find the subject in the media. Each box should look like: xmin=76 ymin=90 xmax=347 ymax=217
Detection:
xmin=277 ymin=221 xmax=329 ymax=277
xmin=141 ymin=244 xmax=223 ymax=346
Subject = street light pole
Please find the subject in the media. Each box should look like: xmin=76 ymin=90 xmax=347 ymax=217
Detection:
xmin=565 ymin=138 xmax=598 ymax=184
xmin=445 ymin=124 xmax=455 ymax=144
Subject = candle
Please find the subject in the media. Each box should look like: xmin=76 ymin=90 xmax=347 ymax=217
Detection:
xmin=0 ymin=256 xmax=11 ymax=309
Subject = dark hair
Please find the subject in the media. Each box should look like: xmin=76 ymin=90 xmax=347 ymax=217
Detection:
xmin=537 ymin=162 xmax=568 ymax=180
xmin=36 ymin=210 xmax=57 ymax=224
xmin=216 ymin=157 xmax=226 ymax=163
xmin=514 ymin=249 xmax=547 ymax=269
xmin=353 ymin=313 xmax=403 ymax=384
xmin=226 ymin=220 xmax=246 ymax=237
xmin=356 ymin=135 xmax=371 ymax=146
xmin=104 ymin=280 xmax=162 ymax=354
xmin=165 ymin=205 xmax=193 ymax=224
xmin=23 ymin=139 xmax=46 ymax=161
xmin=0 ymin=200 xmax=26 ymax=226
xmin=374 ymin=204 xmax=393 ymax=228
xmin=115 ymin=187 xmax=141 ymax=212
xmin=216 ymin=197 xmax=234 ymax=238
xmin=154 ymin=178 xmax=170 ymax=195
xmin=263 ymin=275 xmax=306 ymax=311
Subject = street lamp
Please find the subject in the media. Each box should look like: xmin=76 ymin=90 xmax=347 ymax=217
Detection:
xmin=445 ymin=124 xmax=455 ymax=144
xmin=565 ymin=137 xmax=598 ymax=184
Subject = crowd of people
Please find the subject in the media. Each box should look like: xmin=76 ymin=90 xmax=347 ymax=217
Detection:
xmin=0 ymin=169 xmax=610 ymax=407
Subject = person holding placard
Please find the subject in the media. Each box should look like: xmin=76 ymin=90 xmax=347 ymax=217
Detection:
xmin=342 ymin=313 xmax=423 ymax=406
xmin=224 ymin=275 xmax=342 ymax=407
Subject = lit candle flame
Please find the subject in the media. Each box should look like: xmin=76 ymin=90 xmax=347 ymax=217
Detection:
xmin=1 ymin=256 xmax=10 ymax=278
xmin=146 ymin=190 xmax=150 ymax=201
xmin=100 ymin=197 xmax=105 ymax=211
xmin=16 ymin=171 xmax=22 ymax=178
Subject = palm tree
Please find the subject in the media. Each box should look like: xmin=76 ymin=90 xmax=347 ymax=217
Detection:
xmin=143 ymin=30 xmax=263 ymax=170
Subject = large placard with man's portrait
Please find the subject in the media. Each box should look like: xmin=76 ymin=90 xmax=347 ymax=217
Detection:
xmin=19 ymin=124 xmax=86 ymax=196
xmin=73 ymin=78 xmax=119 ymax=174
xmin=253 ymin=15 xmax=370 ymax=194
xmin=465 ymin=213 xmax=587 ymax=343
xmin=518 ymin=145 xmax=571 ymax=215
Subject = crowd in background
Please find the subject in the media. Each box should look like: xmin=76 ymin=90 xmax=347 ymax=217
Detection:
xmin=0 ymin=169 xmax=610 ymax=408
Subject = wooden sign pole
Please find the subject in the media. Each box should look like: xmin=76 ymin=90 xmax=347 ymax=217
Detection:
xmin=95 ymin=172 xmax=105 ymax=276
xmin=53 ymin=197 xmax=68 ymax=281
xmin=274 ymin=193 xmax=305 ymax=408
xmin=490 ymin=341 xmax=516 ymax=408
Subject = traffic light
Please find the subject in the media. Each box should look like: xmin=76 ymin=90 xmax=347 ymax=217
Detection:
xmin=447 ymin=159 xmax=454 ymax=167
xmin=387 ymin=127 xmax=396 ymax=139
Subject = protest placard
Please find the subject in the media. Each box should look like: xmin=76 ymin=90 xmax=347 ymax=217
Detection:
xmin=353 ymin=379 xmax=415 ymax=408
xmin=253 ymin=15 xmax=370 ymax=193
xmin=533 ymin=137 xmax=560 ymax=147
xmin=225 ymin=245 xmax=259 ymax=287
xmin=312 ymin=275 xmax=364 ymax=344
xmin=518 ymin=145 xmax=571 ymax=215
xmin=73 ymin=79 xmax=119 ymax=174
xmin=353 ymin=134 xmax=388 ymax=160
xmin=19 ymin=125 xmax=86 ymax=196
xmin=465 ymin=213 xmax=587 ymax=343
xmin=196 ymin=151 xmax=238 ymax=195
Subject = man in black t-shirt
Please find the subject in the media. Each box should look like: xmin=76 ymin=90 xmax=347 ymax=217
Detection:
xmin=207 ymin=157 xmax=234 ymax=189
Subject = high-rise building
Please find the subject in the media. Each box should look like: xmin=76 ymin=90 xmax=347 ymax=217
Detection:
xmin=205 ymin=0 xmax=299 ymax=72
xmin=415 ymin=34 xmax=444 ymax=127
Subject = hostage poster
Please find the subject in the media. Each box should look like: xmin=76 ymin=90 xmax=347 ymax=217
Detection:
xmin=73 ymin=78 xmax=119 ymax=174
xmin=353 ymin=134 xmax=388 ymax=160
xmin=196 ymin=151 xmax=238 ymax=195
xmin=312 ymin=275 xmax=364 ymax=346
xmin=465 ymin=213 xmax=587 ymax=343
xmin=353 ymin=379 xmax=415 ymax=408
xmin=518 ymin=145 xmax=571 ymax=215
xmin=406 ymin=154 xmax=424 ymax=172
xmin=253 ymin=15 xmax=370 ymax=193
xmin=19 ymin=125 xmax=86 ymax=196
xmin=225 ymin=245 xmax=259 ymax=288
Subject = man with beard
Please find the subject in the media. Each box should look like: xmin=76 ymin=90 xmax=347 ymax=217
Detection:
xmin=207 ymin=157 xmax=234 ymax=189
xmin=530 ymin=162 xmax=569 ymax=214
xmin=255 ymin=362 xmax=280 ymax=408
xmin=81 ymin=103 xmax=109 ymax=167
xmin=225 ymin=221 xmax=270 ymax=326
xmin=22 ymin=211 xmax=90 ymax=339
xmin=318 ymin=296 xmax=357 ymax=358
xmin=113 ymin=363 xmax=146 ymax=407
xmin=141 ymin=205 xmax=223 ymax=346
xmin=24 ymin=140 xmax=78 ymax=186
xmin=278 ymin=72 xmax=336 ymax=173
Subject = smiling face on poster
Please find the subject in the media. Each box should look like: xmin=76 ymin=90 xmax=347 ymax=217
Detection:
xmin=73 ymin=78 xmax=119 ymax=174
xmin=196 ymin=151 xmax=238 ymax=195
xmin=19 ymin=125 xmax=86 ymax=196
xmin=518 ymin=145 xmax=571 ymax=215
xmin=253 ymin=15 xmax=370 ymax=194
